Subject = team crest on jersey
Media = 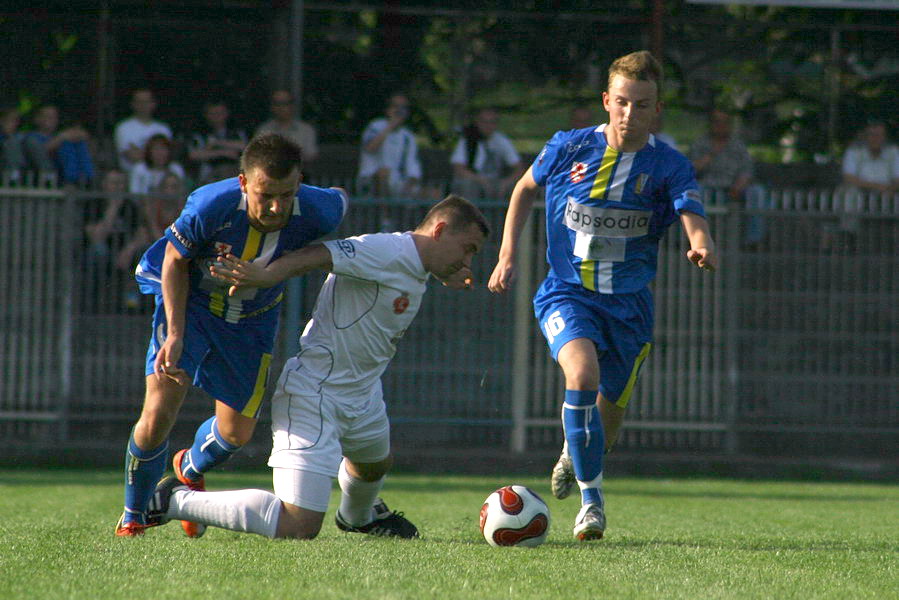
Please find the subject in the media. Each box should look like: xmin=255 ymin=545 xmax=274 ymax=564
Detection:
xmin=569 ymin=162 xmax=588 ymax=183
xmin=634 ymin=173 xmax=650 ymax=195
xmin=393 ymin=294 xmax=410 ymax=314
xmin=214 ymin=242 xmax=233 ymax=256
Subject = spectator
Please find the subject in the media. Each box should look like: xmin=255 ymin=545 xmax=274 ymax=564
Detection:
xmin=24 ymin=104 xmax=95 ymax=186
xmin=117 ymin=173 xmax=187 ymax=274
xmin=450 ymin=108 xmax=524 ymax=201
xmin=689 ymin=108 xmax=766 ymax=246
xmin=188 ymin=100 xmax=247 ymax=185
xmin=830 ymin=121 xmax=899 ymax=249
xmin=569 ymin=105 xmax=595 ymax=130
xmin=255 ymin=89 xmax=318 ymax=162
xmin=0 ymin=105 xmax=27 ymax=182
xmin=357 ymin=93 xmax=422 ymax=198
xmin=115 ymin=89 xmax=172 ymax=173
xmin=129 ymin=134 xmax=185 ymax=194
xmin=83 ymin=168 xmax=142 ymax=311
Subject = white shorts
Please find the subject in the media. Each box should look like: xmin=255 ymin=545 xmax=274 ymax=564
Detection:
xmin=268 ymin=365 xmax=390 ymax=510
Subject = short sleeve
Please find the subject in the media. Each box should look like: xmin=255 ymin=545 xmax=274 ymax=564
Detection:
xmin=164 ymin=190 xmax=226 ymax=259
xmin=362 ymin=120 xmax=386 ymax=146
xmin=495 ymin=133 xmax=520 ymax=166
xmin=842 ymin=147 xmax=859 ymax=177
xmin=324 ymin=234 xmax=398 ymax=282
xmin=530 ymin=130 xmax=568 ymax=186
xmin=668 ymin=154 xmax=706 ymax=218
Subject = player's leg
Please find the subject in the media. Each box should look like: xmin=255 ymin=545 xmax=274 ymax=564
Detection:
xmin=118 ymin=375 xmax=189 ymax=536
xmin=335 ymin=386 xmax=419 ymax=538
xmin=118 ymin=296 xmax=200 ymax=536
xmin=598 ymin=339 xmax=651 ymax=453
xmin=147 ymin=474 xmax=297 ymax=539
xmin=556 ymin=338 xmax=607 ymax=540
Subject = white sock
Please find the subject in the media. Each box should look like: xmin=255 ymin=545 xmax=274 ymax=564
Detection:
xmin=337 ymin=459 xmax=384 ymax=527
xmin=168 ymin=488 xmax=281 ymax=538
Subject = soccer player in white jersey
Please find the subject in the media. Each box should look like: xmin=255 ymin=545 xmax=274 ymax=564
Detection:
xmin=488 ymin=51 xmax=718 ymax=541
xmin=142 ymin=195 xmax=489 ymax=539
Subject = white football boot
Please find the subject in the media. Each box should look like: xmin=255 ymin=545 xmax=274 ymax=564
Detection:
xmin=550 ymin=445 xmax=575 ymax=500
xmin=573 ymin=502 xmax=606 ymax=541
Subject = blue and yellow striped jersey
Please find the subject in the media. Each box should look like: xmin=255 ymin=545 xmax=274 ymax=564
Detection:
xmin=532 ymin=124 xmax=705 ymax=294
xmin=136 ymin=177 xmax=347 ymax=323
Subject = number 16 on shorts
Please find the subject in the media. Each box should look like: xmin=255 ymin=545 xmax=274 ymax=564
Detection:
xmin=543 ymin=310 xmax=565 ymax=345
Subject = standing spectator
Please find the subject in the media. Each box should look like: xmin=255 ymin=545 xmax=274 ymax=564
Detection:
xmin=129 ymin=134 xmax=185 ymax=194
xmin=450 ymin=108 xmax=525 ymax=201
xmin=357 ymin=93 xmax=422 ymax=198
xmin=188 ymin=100 xmax=247 ymax=185
xmin=689 ymin=108 xmax=766 ymax=246
xmin=0 ymin=105 xmax=27 ymax=182
xmin=24 ymin=104 xmax=95 ymax=186
xmin=115 ymin=89 xmax=172 ymax=173
xmin=255 ymin=90 xmax=318 ymax=163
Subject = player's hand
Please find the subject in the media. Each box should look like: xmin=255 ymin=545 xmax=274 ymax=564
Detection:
xmin=153 ymin=337 xmax=189 ymax=386
xmin=209 ymin=254 xmax=278 ymax=296
xmin=687 ymin=247 xmax=718 ymax=272
xmin=439 ymin=267 xmax=474 ymax=290
xmin=487 ymin=258 xmax=515 ymax=293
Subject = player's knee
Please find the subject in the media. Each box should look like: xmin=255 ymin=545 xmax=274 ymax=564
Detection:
xmin=562 ymin=367 xmax=599 ymax=391
xmin=348 ymin=455 xmax=392 ymax=482
xmin=276 ymin=521 xmax=321 ymax=540
xmin=274 ymin=506 xmax=325 ymax=540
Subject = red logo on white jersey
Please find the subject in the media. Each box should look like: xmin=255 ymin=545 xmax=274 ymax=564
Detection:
xmin=214 ymin=242 xmax=233 ymax=256
xmin=393 ymin=295 xmax=410 ymax=314
xmin=569 ymin=162 xmax=588 ymax=183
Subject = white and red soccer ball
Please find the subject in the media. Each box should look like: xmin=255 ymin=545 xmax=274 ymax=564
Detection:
xmin=479 ymin=485 xmax=551 ymax=547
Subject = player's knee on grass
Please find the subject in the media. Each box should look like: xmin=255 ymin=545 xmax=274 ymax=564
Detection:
xmin=275 ymin=502 xmax=325 ymax=540
xmin=346 ymin=455 xmax=393 ymax=482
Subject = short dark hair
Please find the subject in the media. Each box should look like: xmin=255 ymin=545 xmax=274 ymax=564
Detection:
xmin=418 ymin=194 xmax=491 ymax=239
xmin=240 ymin=133 xmax=303 ymax=178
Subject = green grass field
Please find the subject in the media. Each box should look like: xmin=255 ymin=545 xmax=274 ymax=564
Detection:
xmin=0 ymin=469 xmax=896 ymax=600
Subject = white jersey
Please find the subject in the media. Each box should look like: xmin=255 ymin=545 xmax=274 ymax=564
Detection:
xmin=285 ymin=232 xmax=428 ymax=394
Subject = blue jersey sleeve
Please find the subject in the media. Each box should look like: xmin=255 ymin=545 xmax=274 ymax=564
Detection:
xmin=665 ymin=151 xmax=706 ymax=219
xmin=531 ymin=131 xmax=570 ymax=186
xmin=164 ymin=188 xmax=233 ymax=259
xmin=297 ymin=185 xmax=348 ymax=239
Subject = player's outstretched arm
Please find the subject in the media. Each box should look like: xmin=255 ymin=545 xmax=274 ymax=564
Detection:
xmin=209 ymin=243 xmax=333 ymax=296
xmin=488 ymin=167 xmax=540 ymax=294
xmin=680 ymin=211 xmax=718 ymax=271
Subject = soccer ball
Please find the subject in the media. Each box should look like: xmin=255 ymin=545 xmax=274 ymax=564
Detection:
xmin=479 ymin=485 xmax=550 ymax=547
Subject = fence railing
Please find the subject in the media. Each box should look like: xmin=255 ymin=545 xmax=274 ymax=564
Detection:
xmin=0 ymin=185 xmax=896 ymax=460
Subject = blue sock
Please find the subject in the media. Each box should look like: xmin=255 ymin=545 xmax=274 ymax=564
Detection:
xmin=181 ymin=417 xmax=241 ymax=480
xmin=562 ymin=390 xmax=605 ymax=507
xmin=123 ymin=433 xmax=169 ymax=525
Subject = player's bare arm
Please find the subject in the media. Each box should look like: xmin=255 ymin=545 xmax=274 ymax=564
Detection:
xmin=156 ymin=242 xmax=191 ymax=385
xmin=209 ymin=243 xmax=333 ymax=296
xmin=488 ymin=166 xmax=541 ymax=294
xmin=680 ymin=211 xmax=718 ymax=271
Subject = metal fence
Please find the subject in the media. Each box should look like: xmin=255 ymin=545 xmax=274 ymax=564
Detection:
xmin=0 ymin=185 xmax=896 ymax=461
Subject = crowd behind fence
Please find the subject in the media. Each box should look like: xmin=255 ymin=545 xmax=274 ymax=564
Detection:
xmin=0 ymin=183 xmax=896 ymax=464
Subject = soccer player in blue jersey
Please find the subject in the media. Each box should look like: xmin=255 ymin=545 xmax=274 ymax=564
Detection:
xmin=115 ymin=134 xmax=348 ymax=537
xmin=488 ymin=51 xmax=718 ymax=541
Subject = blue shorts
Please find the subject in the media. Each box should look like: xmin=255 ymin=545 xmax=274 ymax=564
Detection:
xmin=144 ymin=295 xmax=277 ymax=417
xmin=533 ymin=277 xmax=653 ymax=408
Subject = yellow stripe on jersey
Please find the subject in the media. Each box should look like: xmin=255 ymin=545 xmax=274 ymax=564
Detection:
xmin=616 ymin=342 xmax=652 ymax=408
xmin=580 ymin=145 xmax=619 ymax=290
xmin=209 ymin=291 xmax=226 ymax=318
xmin=211 ymin=227 xmax=264 ymax=318
xmin=241 ymin=352 xmax=272 ymax=418
xmin=589 ymin=145 xmax=619 ymax=200
xmin=241 ymin=227 xmax=263 ymax=261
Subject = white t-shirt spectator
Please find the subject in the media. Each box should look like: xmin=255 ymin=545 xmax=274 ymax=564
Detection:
xmin=450 ymin=131 xmax=520 ymax=177
xmin=115 ymin=118 xmax=172 ymax=172
xmin=358 ymin=119 xmax=422 ymax=194
xmin=129 ymin=161 xmax=185 ymax=194
xmin=842 ymin=143 xmax=899 ymax=185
